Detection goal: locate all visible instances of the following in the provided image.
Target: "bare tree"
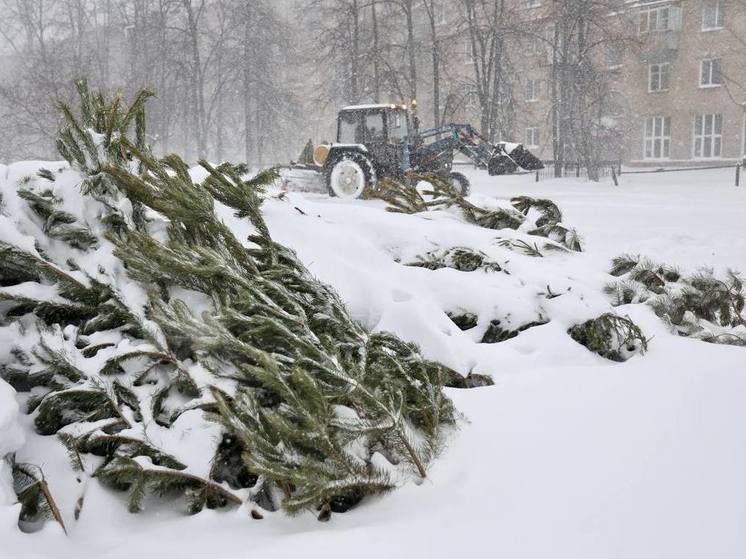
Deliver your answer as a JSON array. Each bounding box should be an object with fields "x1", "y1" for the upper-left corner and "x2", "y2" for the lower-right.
[
  {"x1": 384, "y1": 0, "x2": 419, "y2": 102},
  {"x1": 422, "y1": 0, "x2": 445, "y2": 126},
  {"x1": 0, "y1": 0, "x2": 112, "y2": 158},
  {"x1": 519, "y1": 0, "x2": 633, "y2": 179},
  {"x1": 0, "y1": 0, "x2": 302, "y2": 165},
  {"x1": 458, "y1": 0, "x2": 515, "y2": 141},
  {"x1": 304, "y1": 0, "x2": 368, "y2": 105}
]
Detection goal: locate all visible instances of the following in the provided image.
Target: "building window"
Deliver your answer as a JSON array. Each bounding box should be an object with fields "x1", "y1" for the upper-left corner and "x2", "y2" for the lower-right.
[
  {"x1": 496, "y1": 82, "x2": 511, "y2": 105},
  {"x1": 644, "y1": 116, "x2": 671, "y2": 159},
  {"x1": 525, "y1": 127, "x2": 540, "y2": 148},
  {"x1": 639, "y1": 6, "x2": 669, "y2": 33},
  {"x1": 465, "y1": 90, "x2": 480, "y2": 110},
  {"x1": 607, "y1": 0, "x2": 625, "y2": 13},
  {"x1": 525, "y1": 79, "x2": 540, "y2": 102},
  {"x1": 693, "y1": 114, "x2": 723, "y2": 158},
  {"x1": 700, "y1": 58, "x2": 722, "y2": 87},
  {"x1": 702, "y1": 1, "x2": 724, "y2": 30},
  {"x1": 465, "y1": 38, "x2": 475, "y2": 65},
  {"x1": 606, "y1": 44, "x2": 625, "y2": 69},
  {"x1": 526, "y1": 33, "x2": 544, "y2": 56},
  {"x1": 639, "y1": 6, "x2": 682, "y2": 33},
  {"x1": 648, "y1": 63, "x2": 670, "y2": 92}
]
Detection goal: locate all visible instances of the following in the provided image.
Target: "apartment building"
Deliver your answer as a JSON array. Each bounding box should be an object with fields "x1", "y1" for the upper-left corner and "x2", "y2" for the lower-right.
[
  {"x1": 619, "y1": 0, "x2": 746, "y2": 164},
  {"x1": 434, "y1": 0, "x2": 746, "y2": 165}
]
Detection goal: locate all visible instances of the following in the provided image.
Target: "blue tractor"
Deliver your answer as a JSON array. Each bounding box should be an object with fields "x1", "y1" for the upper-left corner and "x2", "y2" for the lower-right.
[{"x1": 305, "y1": 103, "x2": 544, "y2": 199}]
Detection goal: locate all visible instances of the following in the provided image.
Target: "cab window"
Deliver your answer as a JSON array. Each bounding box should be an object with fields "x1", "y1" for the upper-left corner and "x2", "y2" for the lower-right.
[
  {"x1": 388, "y1": 111, "x2": 409, "y2": 142},
  {"x1": 364, "y1": 112, "x2": 385, "y2": 142},
  {"x1": 338, "y1": 112, "x2": 358, "y2": 143}
]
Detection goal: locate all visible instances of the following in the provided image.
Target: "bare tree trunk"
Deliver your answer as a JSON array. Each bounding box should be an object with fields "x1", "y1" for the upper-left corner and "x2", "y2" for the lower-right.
[
  {"x1": 182, "y1": 0, "x2": 208, "y2": 159},
  {"x1": 255, "y1": 101, "x2": 263, "y2": 167},
  {"x1": 157, "y1": 0, "x2": 172, "y2": 153},
  {"x1": 371, "y1": 0, "x2": 381, "y2": 103},
  {"x1": 462, "y1": 0, "x2": 506, "y2": 139},
  {"x1": 551, "y1": 24, "x2": 563, "y2": 177},
  {"x1": 404, "y1": 0, "x2": 418, "y2": 101},
  {"x1": 487, "y1": 37, "x2": 502, "y2": 142},
  {"x1": 350, "y1": 0, "x2": 361, "y2": 103},
  {"x1": 423, "y1": 0, "x2": 441, "y2": 126},
  {"x1": 215, "y1": 56, "x2": 224, "y2": 162},
  {"x1": 242, "y1": 3, "x2": 254, "y2": 165}
]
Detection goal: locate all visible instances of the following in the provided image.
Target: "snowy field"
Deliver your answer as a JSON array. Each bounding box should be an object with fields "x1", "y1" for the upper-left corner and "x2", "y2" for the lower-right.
[{"x1": 3, "y1": 166, "x2": 746, "y2": 558}]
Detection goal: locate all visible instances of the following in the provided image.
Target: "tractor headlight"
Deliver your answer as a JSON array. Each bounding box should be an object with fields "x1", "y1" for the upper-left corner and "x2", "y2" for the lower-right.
[{"x1": 313, "y1": 144, "x2": 330, "y2": 167}]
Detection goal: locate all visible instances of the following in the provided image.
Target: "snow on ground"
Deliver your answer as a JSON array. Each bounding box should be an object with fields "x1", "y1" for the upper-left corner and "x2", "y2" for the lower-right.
[
  {"x1": 0, "y1": 165, "x2": 20, "y2": 524},
  {"x1": 498, "y1": 167, "x2": 746, "y2": 269},
  {"x1": 4, "y1": 167, "x2": 746, "y2": 558},
  {"x1": 1, "y1": 379, "x2": 25, "y2": 532}
]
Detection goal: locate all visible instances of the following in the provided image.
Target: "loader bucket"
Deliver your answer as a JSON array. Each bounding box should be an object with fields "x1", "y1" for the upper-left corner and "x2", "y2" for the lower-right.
[
  {"x1": 510, "y1": 145, "x2": 544, "y2": 171},
  {"x1": 488, "y1": 155, "x2": 518, "y2": 176}
]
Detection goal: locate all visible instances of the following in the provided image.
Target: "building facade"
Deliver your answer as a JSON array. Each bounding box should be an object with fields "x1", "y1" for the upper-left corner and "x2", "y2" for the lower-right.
[
  {"x1": 620, "y1": 0, "x2": 746, "y2": 164},
  {"x1": 432, "y1": 0, "x2": 746, "y2": 165}
]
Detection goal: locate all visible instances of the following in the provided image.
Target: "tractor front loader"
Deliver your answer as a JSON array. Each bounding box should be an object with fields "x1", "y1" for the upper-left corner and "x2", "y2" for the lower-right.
[{"x1": 285, "y1": 102, "x2": 544, "y2": 199}]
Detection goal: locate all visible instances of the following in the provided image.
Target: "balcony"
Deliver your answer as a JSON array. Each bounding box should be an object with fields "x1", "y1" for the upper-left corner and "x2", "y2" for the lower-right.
[{"x1": 640, "y1": 30, "x2": 679, "y2": 62}]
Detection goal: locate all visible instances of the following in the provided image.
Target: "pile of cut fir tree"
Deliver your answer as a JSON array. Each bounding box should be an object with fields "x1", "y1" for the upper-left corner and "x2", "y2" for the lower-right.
[
  {"x1": 371, "y1": 175, "x2": 649, "y2": 361},
  {"x1": 606, "y1": 255, "x2": 745, "y2": 346},
  {"x1": 0, "y1": 83, "x2": 461, "y2": 528}
]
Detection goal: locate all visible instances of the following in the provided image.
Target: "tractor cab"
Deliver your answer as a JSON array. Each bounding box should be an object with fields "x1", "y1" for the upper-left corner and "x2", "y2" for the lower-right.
[
  {"x1": 336, "y1": 104, "x2": 411, "y2": 146},
  {"x1": 335, "y1": 104, "x2": 412, "y2": 182}
]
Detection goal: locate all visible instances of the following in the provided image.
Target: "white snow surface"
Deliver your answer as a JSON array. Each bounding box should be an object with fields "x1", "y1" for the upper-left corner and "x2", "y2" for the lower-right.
[
  {"x1": 0, "y1": 379, "x2": 24, "y2": 528},
  {"x1": 2, "y1": 166, "x2": 746, "y2": 558}
]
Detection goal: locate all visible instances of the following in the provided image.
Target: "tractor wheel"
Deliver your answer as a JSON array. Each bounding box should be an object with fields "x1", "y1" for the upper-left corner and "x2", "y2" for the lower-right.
[
  {"x1": 326, "y1": 153, "x2": 376, "y2": 199},
  {"x1": 449, "y1": 171, "x2": 471, "y2": 196}
]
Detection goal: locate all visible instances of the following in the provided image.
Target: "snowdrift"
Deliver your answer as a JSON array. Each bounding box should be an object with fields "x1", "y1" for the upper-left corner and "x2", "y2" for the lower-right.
[
  {"x1": 3, "y1": 159, "x2": 746, "y2": 558},
  {"x1": 1, "y1": 379, "x2": 24, "y2": 545},
  {"x1": 1, "y1": 84, "x2": 745, "y2": 558}
]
